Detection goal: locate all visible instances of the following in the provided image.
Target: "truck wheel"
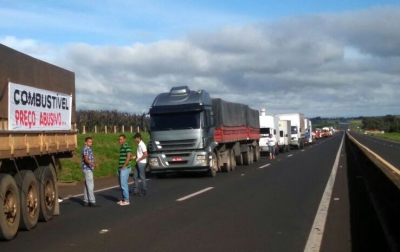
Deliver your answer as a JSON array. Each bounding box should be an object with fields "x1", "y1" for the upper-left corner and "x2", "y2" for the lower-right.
[
  {"x1": 249, "y1": 147, "x2": 254, "y2": 164},
  {"x1": 207, "y1": 153, "x2": 218, "y2": 177},
  {"x1": 236, "y1": 153, "x2": 243, "y2": 165},
  {"x1": 243, "y1": 148, "x2": 251, "y2": 165},
  {"x1": 34, "y1": 166, "x2": 56, "y2": 222},
  {"x1": 222, "y1": 150, "x2": 231, "y2": 172},
  {"x1": 230, "y1": 150, "x2": 236, "y2": 171},
  {"x1": 253, "y1": 147, "x2": 260, "y2": 162},
  {"x1": 14, "y1": 170, "x2": 39, "y2": 231},
  {"x1": 0, "y1": 174, "x2": 21, "y2": 241}
]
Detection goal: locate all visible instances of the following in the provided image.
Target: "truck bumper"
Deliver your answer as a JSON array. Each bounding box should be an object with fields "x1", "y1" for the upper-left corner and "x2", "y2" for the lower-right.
[{"x1": 148, "y1": 151, "x2": 211, "y2": 173}]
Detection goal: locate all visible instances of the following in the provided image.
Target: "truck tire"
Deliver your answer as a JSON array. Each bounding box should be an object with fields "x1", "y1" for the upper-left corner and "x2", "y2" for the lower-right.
[
  {"x1": 236, "y1": 153, "x2": 243, "y2": 165},
  {"x1": 230, "y1": 149, "x2": 236, "y2": 171},
  {"x1": 0, "y1": 174, "x2": 21, "y2": 241},
  {"x1": 253, "y1": 147, "x2": 260, "y2": 162},
  {"x1": 14, "y1": 170, "x2": 39, "y2": 231},
  {"x1": 243, "y1": 148, "x2": 251, "y2": 165},
  {"x1": 249, "y1": 147, "x2": 254, "y2": 164},
  {"x1": 222, "y1": 150, "x2": 231, "y2": 172},
  {"x1": 207, "y1": 152, "x2": 218, "y2": 177},
  {"x1": 34, "y1": 166, "x2": 56, "y2": 222}
]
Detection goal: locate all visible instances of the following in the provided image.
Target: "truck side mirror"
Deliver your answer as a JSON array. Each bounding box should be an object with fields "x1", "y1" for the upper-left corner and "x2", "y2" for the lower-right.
[{"x1": 210, "y1": 111, "x2": 215, "y2": 126}]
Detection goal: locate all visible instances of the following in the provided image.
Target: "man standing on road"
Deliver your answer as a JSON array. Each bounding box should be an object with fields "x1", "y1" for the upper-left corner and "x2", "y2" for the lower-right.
[
  {"x1": 117, "y1": 134, "x2": 132, "y2": 206},
  {"x1": 82, "y1": 137, "x2": 99, "y2": 207},
  {"x1": 132, "y1": 132, "x2": 148, "y2": 196},
  {"x1": 267, "y1": 134, "x2": 277, "y2": 160}
]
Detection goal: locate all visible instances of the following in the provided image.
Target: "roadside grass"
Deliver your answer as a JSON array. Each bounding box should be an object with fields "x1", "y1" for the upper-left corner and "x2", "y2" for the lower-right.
[
  {"x1": 349, "y1": 120, "x2": 362, "y2": 131},
  {"x1": 58, "y1": 132, "x2": 149, "y2": 182},
  {"x1": 373, "y1": 132, "x2": 400, "y2": 142}
]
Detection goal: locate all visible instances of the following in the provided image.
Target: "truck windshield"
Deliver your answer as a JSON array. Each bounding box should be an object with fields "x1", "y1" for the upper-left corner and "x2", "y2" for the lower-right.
[
  {"x1": 150, "y1": 112, "x2": 201, "y2": 131},
  {"x1": 260, "y1": 128, "x2": 270, "y2": 135},
  {"x1": 291, "y1": 126, "x2": 298, "y2": 134}
]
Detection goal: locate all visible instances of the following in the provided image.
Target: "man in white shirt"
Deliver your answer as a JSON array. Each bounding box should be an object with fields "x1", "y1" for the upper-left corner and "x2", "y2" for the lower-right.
[
  {"x1": 132, "y1": 132, "x2": 148, "y2": 196},
  {"x1": 267, "y1": 134, "x2": 277, "y2": 160}
]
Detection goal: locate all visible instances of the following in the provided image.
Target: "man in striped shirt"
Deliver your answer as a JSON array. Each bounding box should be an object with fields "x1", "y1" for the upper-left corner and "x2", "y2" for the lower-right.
[{"x1": 117, "y1": 134, "x2": 132, "y2": 206}]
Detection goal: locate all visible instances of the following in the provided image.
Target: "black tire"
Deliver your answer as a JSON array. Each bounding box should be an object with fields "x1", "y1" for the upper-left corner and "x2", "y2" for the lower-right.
[
  {"x1": 253, "y1": 146, "x2": 260, "y2": 162},
  {"x1": 34, "y1": 166, "x2": 56, "y2": 222},
  {"x1": 230, "y1": 149, "x2": 236, "y2": 171},
  {"x1": 243, "y1": 148, "x2": 251, "y2": 165},
  {"x1": 222, "y1": 150, "x2": 231, "y2": 172},
  {"x1": 236, "y1": 153, "x2": 243, "y2": 165},
  {"x1": 249, "y1": 147, "x2": 254, "y2": 164},
  {"x1": 207, "y1": 152, "x2": 218, "y2": 177},
  {"x1": 0, "y1": 174, "x2": 20, "y2": 241},
  {"x1": 14, "y1": 170, "x2": 39, "y2": 231}
]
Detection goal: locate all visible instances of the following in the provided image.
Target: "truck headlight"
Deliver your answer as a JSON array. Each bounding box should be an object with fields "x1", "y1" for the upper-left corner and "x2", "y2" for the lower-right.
[
  {"x1": 149, "y1": 158, "x2": 159, "y2": 166},
  {"x1": 196, "y1": 155, "x2": 207, "y2": 164}
]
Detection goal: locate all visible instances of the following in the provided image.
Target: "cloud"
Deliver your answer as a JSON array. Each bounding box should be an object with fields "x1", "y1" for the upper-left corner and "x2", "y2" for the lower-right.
[{"x1": 2, "y1": 6, "x2": 400, "y2": 117}]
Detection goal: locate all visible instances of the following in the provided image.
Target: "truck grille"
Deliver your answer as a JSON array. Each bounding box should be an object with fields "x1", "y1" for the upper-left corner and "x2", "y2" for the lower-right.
[{"x1": 155, "y1": 139, "x2": 197, "y2": 150}]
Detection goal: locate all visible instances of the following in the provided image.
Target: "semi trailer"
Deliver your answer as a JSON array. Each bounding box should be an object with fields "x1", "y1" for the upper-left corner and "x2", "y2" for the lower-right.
[
  {"x1": 0, "y1": 44, "x2": 77, "y2": 240},
  {"x1": 276, "y1": 113, "x2": 305, "y2": 149},
  {"x1": 148, "y1": 86, "x2": 260, "y2": 177}
]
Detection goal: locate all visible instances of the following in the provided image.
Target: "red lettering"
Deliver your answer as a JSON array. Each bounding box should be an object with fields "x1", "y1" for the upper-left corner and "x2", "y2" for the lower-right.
[{"x1": 14, "y1": 110, "x2": 35, "y2": 128}]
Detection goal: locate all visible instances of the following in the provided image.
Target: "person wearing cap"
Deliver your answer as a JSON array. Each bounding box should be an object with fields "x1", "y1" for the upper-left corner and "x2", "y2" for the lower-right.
[{"x1": 132, "y1": 132, "x2": 148, "y2": 196}]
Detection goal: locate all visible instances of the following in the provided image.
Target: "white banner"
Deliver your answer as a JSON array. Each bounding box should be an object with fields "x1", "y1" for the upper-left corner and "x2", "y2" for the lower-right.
[{"x1": 8, "y1": 82, "x2": 72, "y2": 131}]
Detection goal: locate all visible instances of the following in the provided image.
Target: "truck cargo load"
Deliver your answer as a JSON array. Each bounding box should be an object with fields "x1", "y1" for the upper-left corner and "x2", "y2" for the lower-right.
[
  {"x1": 148, "y1": 86, "x2": 260, "y2": 177},
  {"x1": 0, "y1": 44, "x2": 77, "y2": 241}
]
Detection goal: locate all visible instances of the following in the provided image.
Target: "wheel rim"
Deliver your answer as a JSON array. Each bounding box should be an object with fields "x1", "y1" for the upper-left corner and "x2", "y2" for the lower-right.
[
  {"x1": 4, "y1": 188, "x2": 18, "y2": 226},
  {"x1": 26, "y1": 184, "x2": 39, "y2": 218},
  {"x1": 44, "y1": 179, "x2": 55, "y2": 210}
]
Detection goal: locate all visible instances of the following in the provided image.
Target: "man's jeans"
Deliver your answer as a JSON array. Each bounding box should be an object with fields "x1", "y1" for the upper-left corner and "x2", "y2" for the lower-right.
[
  {"x1": 118, "y1": 167, "x2": 131, "y2": 201},
  {"x1": 133, "y1": 163, "x2": 147, "y2": 194},
  {"x1": 83, "y1": 169, "x2": 95, "y2": 203}
]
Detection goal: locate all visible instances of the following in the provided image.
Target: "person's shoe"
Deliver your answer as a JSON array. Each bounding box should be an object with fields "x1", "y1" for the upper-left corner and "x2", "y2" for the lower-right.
[
  {"x1": 90, "y1": 203, "x2": 100, "y2": 207},
  {"x1": 119, "y1": 201, "x2": 130, "y2": 206},
  {"x1": 132, "y1": 192, "x2": 140, "y2": 196},
  {"x1": 83, "y1": 202, "x2": 89, "y2": 207},
  {"x1": 140, "y1": 190, "x2": 147, "y2": 196}
]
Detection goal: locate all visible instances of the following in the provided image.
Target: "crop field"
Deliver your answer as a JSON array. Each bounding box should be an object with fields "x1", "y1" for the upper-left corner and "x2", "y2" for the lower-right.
[{"x1": 59, "y1": 132, "x2": 149, "y2": 182}]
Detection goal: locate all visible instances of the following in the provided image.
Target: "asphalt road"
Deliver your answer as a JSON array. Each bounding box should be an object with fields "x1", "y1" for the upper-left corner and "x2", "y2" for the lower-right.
[
  {"x1": 347, "y1": 132, "x2": 400, "y2": 170},
  {"x1": 0, "y1": 134, "x2": 350, "y2": 252}
]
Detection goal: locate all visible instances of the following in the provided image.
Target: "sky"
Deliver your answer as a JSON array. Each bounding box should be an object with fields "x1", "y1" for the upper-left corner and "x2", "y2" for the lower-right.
[{"x1": 1, "y1": 0, "x2": 400, "y2": 118}]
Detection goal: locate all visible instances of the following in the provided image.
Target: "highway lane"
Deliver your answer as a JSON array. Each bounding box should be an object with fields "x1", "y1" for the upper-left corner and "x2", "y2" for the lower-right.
[
  {"x1": 347, "y1": 132, "x2": 400, "y2": 170},
  {"x1": 0, "y1": 134, "x2": 346, "y2": 252}
]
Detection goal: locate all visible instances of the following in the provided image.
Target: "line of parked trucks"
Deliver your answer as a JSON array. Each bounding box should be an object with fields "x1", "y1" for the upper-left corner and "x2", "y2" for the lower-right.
[{"x1": 0, "y1": 44, "x2": 332, "y2": 241}]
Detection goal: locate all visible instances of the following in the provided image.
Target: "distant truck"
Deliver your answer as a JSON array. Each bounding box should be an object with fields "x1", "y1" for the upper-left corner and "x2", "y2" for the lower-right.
[
  {"x1": 278, "y1": 120, "x2": 291, "y2": 152},
  {"x1": 148, "y1": 86, "x2": 260, "y2": 177},
  {"x1": 276, "y1": 113, "x2": 305, "y2": 149},
  {"x1": 304, "y1": 118, "x2": 313, "y2": 144},
  {"x1": 0, "y1": 44, "x2": 77, "y2": 240},
  {"x1": 259, "y1": 109, "x2": 279, "y2": 154}
]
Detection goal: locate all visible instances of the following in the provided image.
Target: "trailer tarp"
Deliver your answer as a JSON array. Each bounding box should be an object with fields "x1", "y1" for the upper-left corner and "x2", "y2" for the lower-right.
[{"x1": 212, "y1": 98, "x2": 259, "y2": 128}]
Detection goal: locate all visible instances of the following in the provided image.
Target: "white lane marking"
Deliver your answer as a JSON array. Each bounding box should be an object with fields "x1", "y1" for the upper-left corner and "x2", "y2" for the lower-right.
[
  {"x1": 176, "y1": 187, "x2": 214, "y2": 202},
  {"x1": 304, "y1": 134, "x2": 344, "y2": 252},
  {"x1": 259, "y1": 164, "x2": 271, "y2": 169},
  {"x1": 287, "y1": 154, "x2": 293, "y2": 157}
]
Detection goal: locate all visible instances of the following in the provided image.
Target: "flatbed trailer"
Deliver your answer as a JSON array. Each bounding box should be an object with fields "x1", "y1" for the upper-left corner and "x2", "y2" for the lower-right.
[{"x1": 0, "y1": 44, "x2": 77, "y2": 240}]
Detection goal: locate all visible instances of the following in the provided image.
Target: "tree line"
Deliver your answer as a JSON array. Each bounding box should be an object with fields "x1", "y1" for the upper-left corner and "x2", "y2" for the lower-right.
[
  {"x1": 75, "y1": 110, "x2": 149, "y2": 133},
  {"x1": 361, "y1": 115, "x2": 400, "y2": 133}
]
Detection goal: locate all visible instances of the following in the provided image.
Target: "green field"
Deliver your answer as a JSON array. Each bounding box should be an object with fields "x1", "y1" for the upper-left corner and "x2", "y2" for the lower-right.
[
  {"x1": 58, "y1": 132, "x2": 149, "y2": 182},
  {"x1": 373, "y1": 133, "x2": 400, "y2": 142}
]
